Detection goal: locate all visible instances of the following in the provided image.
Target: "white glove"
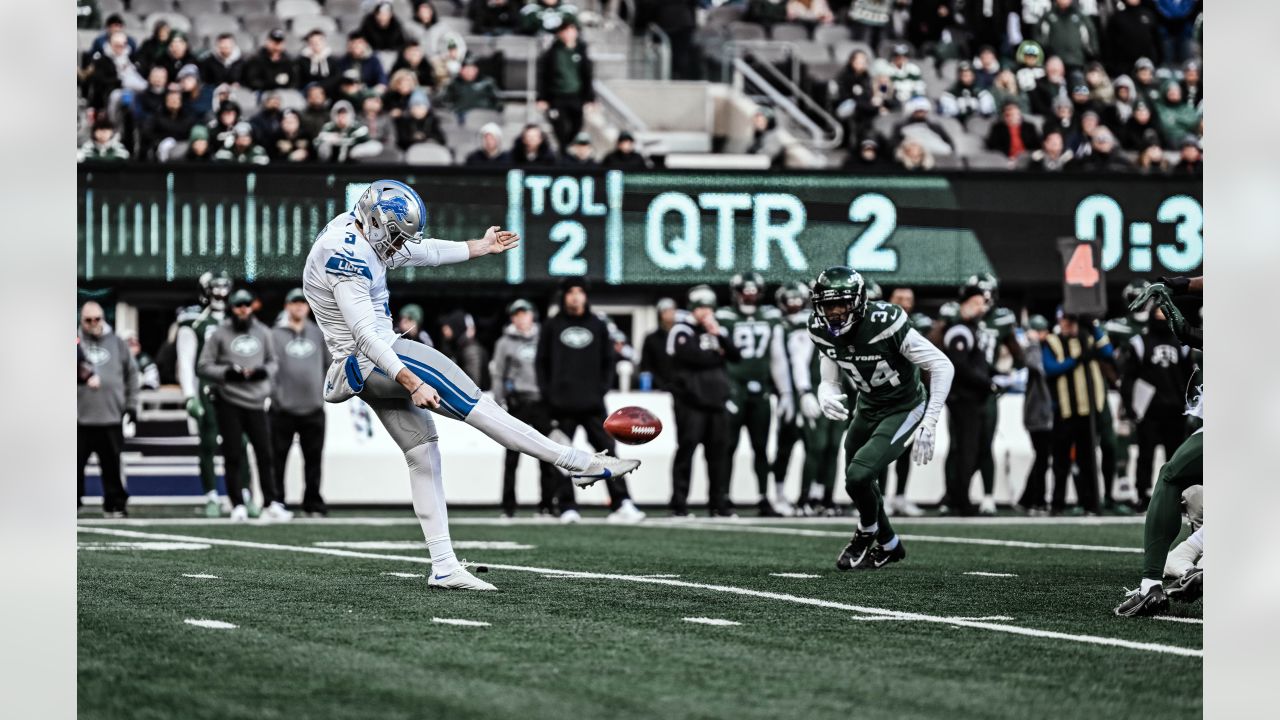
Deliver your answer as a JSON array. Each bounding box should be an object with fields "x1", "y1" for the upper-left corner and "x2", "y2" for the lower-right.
[
  {"x1": 800, "y1": 392, "x2": 822, "y2": 420},
  {"x1": 776, "y1": 393, "x2": 795, "y2": 423},
  {"x1": 911, "y1": 423, "x2": 936, "y2": 465},
  {"x1": 816, "y1": 382, "x2": 849, "y2": 422}
]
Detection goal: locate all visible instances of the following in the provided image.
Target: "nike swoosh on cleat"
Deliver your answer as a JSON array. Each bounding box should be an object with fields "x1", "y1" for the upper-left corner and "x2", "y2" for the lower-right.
[{"x1": 434, "y1": 574, "x2": 450, "y2": 580}]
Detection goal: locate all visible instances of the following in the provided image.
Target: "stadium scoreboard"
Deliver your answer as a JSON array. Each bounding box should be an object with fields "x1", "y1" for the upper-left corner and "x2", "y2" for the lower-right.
[{"x1": 79, "y1": 167, "x2": 1201, "y2": 287}]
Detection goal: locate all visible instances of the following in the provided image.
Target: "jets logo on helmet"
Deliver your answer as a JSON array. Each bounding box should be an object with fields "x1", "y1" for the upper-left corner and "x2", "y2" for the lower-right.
[
  {"x1": 810, "y1": 266, "x2": 867, "y2": 336},
  {"x1": 355, "y1": 180, "x2": 426, "y2": 267}
]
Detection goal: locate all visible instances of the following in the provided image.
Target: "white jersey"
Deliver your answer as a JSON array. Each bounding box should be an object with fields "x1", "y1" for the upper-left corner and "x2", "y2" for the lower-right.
[{"x1": 302, "y1": 212, "x2": 470, "y2": 398}]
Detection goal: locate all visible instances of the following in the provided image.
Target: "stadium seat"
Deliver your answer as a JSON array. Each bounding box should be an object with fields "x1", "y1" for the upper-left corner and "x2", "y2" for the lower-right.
[
  {"x1": 78, "y1": 29, "x2": 99, "y2": 54},
  {"x1": 388, "y1": 0, "x2": 415, "y2": 20},
  {"x1": 242, "y1": 15, "x2": 285, "y2": 39},
  {"x1": 463, "y1": 108, "x2": 503, "y2": 131},
  {"x1": 933, "y1": 153, "x2": 964, "y2": 169},
  {"x1": 290, "y1": 14, "x2": 338, "y2": 38},
  {"x1": 98, "y1": 0, "x2": 125, "y2": 16},
  {"x1": 224, "y1": 0, "x2": 264, "y2": 18},
  {"x1": 435, "y1": 2, "x2": 461, "y2": 17},
  {"x1": 792, "y1": 42, "x2": 831, "y2": 66},
  {"x1": 728, "y1": 22, "x2": 767, "y2": 42},
  {"x1": 336, "y1": 12, "x2": 365, "y2": 33},
  {"x1": 325, "y1": 0, "x2": 366, "y2": 14},
  {"x1": 950, "y1": 130, "x2": 985, "y2": 157},
  {"x1": 770, "y1": 23, "x2": 810, "y2": 43},
  {"x1": 813, "y1": 24, "x2": 850, "y2": 47},
  {"x1": 130, "y1": 0, "x2": 175, "y2": 16},
  {"x1": 877, "y1": 37, "x2": 913, "y2": 58},
  {"x1": 703, "y1": 4, "x2": 745, "y2": 30},
  {"x1": 966, "y1": 151, "x2": 1014, "y2": 169},
  {"x1": 831, "y1": 40, "x2": 874, "y2": 64},
  {"x1": 229, "y1": 85, "x2": 260, "y2": 114},
  {"x1": 191, "y1": 14, "x2": 241, "y2": 39},
  {"x1": 145, "y1": 12, "x2": 193, "y2": 35},
  {"x1": 276, "y1": 0, "x2": 323, "y2": 22},
  {"x1": 275, "y1": 88, "x2": 307, "y2": 112},
  {"x1": 178, "y1": 0, "x2": 223, "y2": 11},
  {"x1": 405, "y1": 142, "x2": 454, "y2": 165},
  {"x1": 438, "y1": 16, "x2": 472, "y2": 37},
  {"x1": 965, "y1": 115, "x2": 995, "y2": 142}
]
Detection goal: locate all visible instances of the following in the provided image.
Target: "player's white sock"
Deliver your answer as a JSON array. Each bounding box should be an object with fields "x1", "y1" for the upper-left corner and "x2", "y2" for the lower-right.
[
  {"x1": 465, "y1": 396, "x2": 591, "y2": 471},
  {"x1": 405, "y1": 442, "x2": 459, "y2": 576},
  {"x1": 808, "y1": 485, "x2": 824, "y2": 501},
  {"x1": 774, "y1": 481, "x2": 787, "y2": 501},
  {"x1": 858, "y1": 521, "x2": 878, "y2": 534},
  {"x1": 1140, "y1": 578, "x2": 1162, "y2": 594},
  {"x1": 205, "y1": 490, "x2": 218, "y2": 502},
  {"x1": 881, "y1": 535, "x2": 900, "y2": 551},
  {"x1": 1186, "y1": 526, "x2": 1204, "y2": 554}
]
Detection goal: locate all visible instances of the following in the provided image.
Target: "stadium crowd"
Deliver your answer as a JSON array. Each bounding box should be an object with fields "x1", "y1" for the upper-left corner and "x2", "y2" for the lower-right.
[
  {"x1": 77, "y1": 270, "x2": 1200, "y2": 523},
  {"x1": 76, "y1": 0, "x2": 1202, "y2": 172}
]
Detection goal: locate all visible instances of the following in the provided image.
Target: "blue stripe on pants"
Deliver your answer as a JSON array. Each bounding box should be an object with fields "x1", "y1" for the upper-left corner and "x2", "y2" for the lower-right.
[{"x1": 398, "y1": 354, "x2": 478, "y2": 419}]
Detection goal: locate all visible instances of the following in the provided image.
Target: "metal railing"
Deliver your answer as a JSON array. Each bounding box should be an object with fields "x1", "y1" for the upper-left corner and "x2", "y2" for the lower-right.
[
  {"x1": 592, "y1": 80, "x2": 650, "y2": 134},
  {"x1": 731, "y1": 56, "x2": 843, "y2": 151}
]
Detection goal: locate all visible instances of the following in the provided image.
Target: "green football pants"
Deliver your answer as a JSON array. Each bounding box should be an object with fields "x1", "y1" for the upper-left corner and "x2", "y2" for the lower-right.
[
  {"x1": 728, "y1": 390, "x2": 774, "y2": 496},
  {"x1": 844, "y1": 401, "x2": 926, "y2": 544},
  {"x1": 1142, "y1": 429, "x2": 1203, "y2": 580},
  {"x1": 800, "y1": 415, "x2": 843, "y2": 505}
]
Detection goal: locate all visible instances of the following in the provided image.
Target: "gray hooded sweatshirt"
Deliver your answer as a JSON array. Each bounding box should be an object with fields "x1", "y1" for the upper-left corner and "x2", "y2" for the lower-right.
[
  {"x1": 270, "y1": 317, "x2": 331, "y2": 414},
  {"x1": 77, "y1": 328, "x2": 139, "y2": 426},
  {"x1": 491, "y1": 322, "x2": 541, "y2": 406},
  {"x1": 198, "y1": 316, "x2": 278, "y2": 411}
]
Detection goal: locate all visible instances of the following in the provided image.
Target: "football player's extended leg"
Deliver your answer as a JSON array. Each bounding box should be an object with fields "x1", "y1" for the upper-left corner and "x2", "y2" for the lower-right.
[
  {"x1": 836, "y1": 403, "x2": 923, "y2": 570},
  {"x1": 1115, "y1": 429, "x2": 1203, "y2": 616},
  {"x1": 976, "y1": 394, "x2": 998, "y2": 513},
  {"x1": 745, "y1": 394, "x2": 776, "y2": 514}
]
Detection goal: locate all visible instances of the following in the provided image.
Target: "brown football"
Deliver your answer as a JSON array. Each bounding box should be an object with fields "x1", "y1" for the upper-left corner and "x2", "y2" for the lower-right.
[{"x1": 603, "y1": 406, "x2": 663, "y2": 445}]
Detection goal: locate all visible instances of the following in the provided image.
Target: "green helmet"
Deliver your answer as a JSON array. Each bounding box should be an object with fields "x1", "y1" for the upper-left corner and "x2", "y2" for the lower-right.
[
  {"x1": 1123, "y1": 280, "x2": 1152, "y2": 321},
  {"x1": 730, "y1": 271, "x2": 765, "y2": 307},
  {"x1": 775, "y1": 281, "x2": 809, "y2": 313},
  {"x1": 198, "y1": 271, "x2": 233, "y2": 312},
  {"x1": 938, "y1": 301, "x2": 960, "y2": 321},
  {"x1": 864, "y1": 278, "x2": 883, "y2": 301},
  {"x1": 811, "y1": 266, "x2": 868, "y2": 336},
  {"x1": 688, "y1": 284, "x2": 718, "y2": 310}
]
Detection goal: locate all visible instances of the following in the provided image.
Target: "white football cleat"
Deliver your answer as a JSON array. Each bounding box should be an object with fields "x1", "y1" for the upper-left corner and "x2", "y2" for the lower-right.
[
  {"x1": 229, "y1": 505, "x2": 249, "y2": 523},
  {"x1": 428, "y1": 565, "x2": 497, "y2": 591},
  {"x1": 259, "y1": 502, "x2": 294, "y2": 523},
  {"x1": 773, "y1": 498, "x2": 794, "y2": 516},
  {"x1": 571, "y1": 451, "x2": 640, "y2": 487},
  {"x1": 979, "y1": 496, "x2": 998, "y2": 516},
  {"x1": 607, "y1": 500, "x2": 646, "y2": 524},
  {"x1": 559, "y1": 508, "x2": 582, "y2": 524},
  {"x1": 896, "y1": 497, "x2": 925, "y2": 517}
]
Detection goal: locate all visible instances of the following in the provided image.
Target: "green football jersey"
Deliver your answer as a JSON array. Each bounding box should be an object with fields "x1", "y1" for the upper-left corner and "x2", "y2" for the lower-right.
[
  {"x1": 178, "y1": 307, "x2": 225, "y2": 392},
  {"x1": 979, "y1": 306, "x2": 1017, "y2": 365},
  {"x1": 809, "y1": 301, "x2": 925, "y2": 420},
  {"x1": 717, "y1": 305, "x2": 785, "y2": 393}
]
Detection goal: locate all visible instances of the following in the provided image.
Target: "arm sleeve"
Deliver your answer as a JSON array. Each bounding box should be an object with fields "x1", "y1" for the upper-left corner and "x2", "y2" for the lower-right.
[
  {"x1": 332, "y1": 280, "x2": 408, "y2": 380},
  {"x1": 197, "y1": 331, "x2": 229, "y2": 383},
  {"x1": 769, "y1": 323, "x2": 792, "y2": 394},
  {"x1": 121, "y1": 337, "x2": 140, "y2": 414},
  {"x1": 262, "y1": 328, "x2": 278, "y2": 379},
  {"x1": 900, "y1": 328, "x2": 954, "y2": 428},
  {"x1": 176, "y1": 325, "x2": 198, "y2": 397},
  {"x1": 819, "y1": 353, "x2": 841, "y2": 387},
  {"x1": 788, "y1": 331, "x2": 815, "y2": 394},
  {"x1": 1041, "y1": 343, "x2": 1076, "y2": 377},
  {"x1": 404, "y1": 237, "x2": 471, "y2": 267},
  {"x1": 943, "y1": 326, "x2": 992, "y2": 392}
]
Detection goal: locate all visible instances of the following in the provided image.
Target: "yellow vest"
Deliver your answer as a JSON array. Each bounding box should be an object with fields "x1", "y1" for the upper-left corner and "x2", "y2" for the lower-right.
[{"x1": 1043, "y1": 332, "x2": 1108, "y2": 419}]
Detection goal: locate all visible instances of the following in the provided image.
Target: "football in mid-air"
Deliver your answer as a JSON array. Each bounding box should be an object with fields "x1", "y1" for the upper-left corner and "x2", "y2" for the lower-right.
[{"x1": 603, "y1": 406, "x2": 663, "y2": 445}]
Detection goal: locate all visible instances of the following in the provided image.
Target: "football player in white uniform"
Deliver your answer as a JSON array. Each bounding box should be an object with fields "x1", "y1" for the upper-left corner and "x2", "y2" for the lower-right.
[{"x1": 303, "y1": 179, "x2": 639, "y2": 591}]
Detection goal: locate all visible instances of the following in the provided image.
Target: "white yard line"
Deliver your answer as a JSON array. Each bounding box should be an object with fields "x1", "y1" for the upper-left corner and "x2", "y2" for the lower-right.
[
  {"x1": 964, "y1": 572, "x2": 1019, "y2": 578},
  {"x1": 382, "y1": 572, "x2": 424, "y2": 578},
  {"x1": 432, "y1": 618, "x2": 490, "y2": 627},
  {"x1": 1153, "y1": 616, "x2": 1204, "y2": 625},
  {"x1": 184, "y1": 619, "x2": 236, "y2": 630},
  {"x1": 771, "y1": 572, "x2": 821, "y2": 579},
  {"x1": 79, "y1": 527, "x2": 1201, "y2": 659},
  {"x1": 78, "y1": 515, "x2": 1144, "y2": 528},
  {"x1": 683, "y1": 618, "x2": 740, "y2": 626},
  {"x1": 181, "y1": 573, "x2": 220, "y2": 579}
]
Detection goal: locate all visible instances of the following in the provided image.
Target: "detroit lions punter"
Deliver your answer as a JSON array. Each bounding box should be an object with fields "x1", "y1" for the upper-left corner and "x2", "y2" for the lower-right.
[{"x1": 303, "y1": 180, "x2": 639, "y2": 591}]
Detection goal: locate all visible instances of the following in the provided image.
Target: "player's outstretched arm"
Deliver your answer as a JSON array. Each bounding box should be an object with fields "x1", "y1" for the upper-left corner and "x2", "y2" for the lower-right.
[{"x1": 402, "y1": 227, "x2": 520, "y2": 267}]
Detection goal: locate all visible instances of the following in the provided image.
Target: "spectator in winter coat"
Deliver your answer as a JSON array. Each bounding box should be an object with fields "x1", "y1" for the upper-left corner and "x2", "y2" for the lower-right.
[
  {"x1": 390, "y1": 40, "x2": 437, "y2": 92},
  {"x1": 143, "y1": 85, "x2": 197, "y2": 160},
  {"x1": 1019, "y1": 129, "x2": 1074, "y2": 171},
  {"x1": 1016, "y1": 315, "x2": 1054, "y2": 513},
  {"x1": 1118, "y1": 101, "x2": 1165, "y2": 151},
  {"x1": 842, "y1": 136, "x2": 890, "y2": 168},
  {"x1": 1069, "y1": 128, "x2": 1132, "y2": 171},
  {"x1": 1133, "y1": 57, "x2": 1161, "y2": 106},
  {"x1": 938, "y1": 62, "x2": 996, "y2": 127},
  {"x1": 136, "y1": 21, "x2": 173, "y2": 72},
  {"x1": 334, "y1": 69, "x2": 368, "y2": 108},
  {"x1": 249, "y1": 91, "x2": 285, "y2": 147},
  {"x1": 602, "y1": 131, "x2": 652, "y2": 169},
  {"x1": 396, "y1": 304, "x2": 435, "y2": 347},
  {"x1": 1065, "y1": 109, "x2": 1100, "y2": 157},
  {"x1": 78, "y1": 301, "x2": 140, "y2": 516},
  {"x1": 81, "y1": 30, "x2": 145, "y2": 110},
  {"x1": 972, "y1": 45, "x2": 1001, "y2": 89},
  {"x1": 410, "y1": 0, "x2": 446, "y2": 49},
  {"x1": 1031, "y1": 55, "x2": 1068, "y2": 117},
  {"x1": 746, "y1": 108, "x2": 785, "y2": 167},
  {"x1": 519, "y1": 0, "x2": 580, "y2": 36},
  {"x1": 200, "y1": 33, "x2": 244, "y2": 87},
  {"x1": 1174, "y1": 136, "x2": 1202, "y2": 174},
  {"x1": 788, "y1": 0, "x2": 835, "y2": 25},
  {"x1": 834, "y1": 50, "x2": 882, "y2": 145},
  {"x1": 1154, "y1": 0, "x2": 1199, "y2": 65},
  {"x1": 465, "y1": 123, "x2": 512, "y2": 165},
  {"x1": 295, "y1": 30, "x2": 336, "y2": 90},
  {"x1": 510, "y1": 124, "x2": 559, "y2": 166},
  {"x1": 300, "y1": 83, "x2": 332, "y2": 137},
  {"x1": 560, "y1": 133, "x2": 598, "y2": 166},
  {"x1": 89, "y1": 13, "x2": 137, "y2": 56},
  {"x1": 243, "y1": 29, "x2": 297, "y2": 91},
  {"x1": 882, "y1": 45, "x2": 926, "y2": 104},
  {"x1": 441, "y1": 55, "x2": 503, "y2": 120},
  {"x1": 176, "y1": 64, "x2": 212, "y2": 119},
  {"x1": 359, "y1": 94, "x2": 397, "y2": 150},
  {"x1": 334, "y1": 32, "x2": 388, "y2": 92},
  {"x1": 1013, "y1": 40, "x2": 1046, "y2": 93},
  {"x1": 184, "y1": 125, "x2": 215, "y2": 162},
  {"x1": 537, "y1": 19, "x2": 595, "y2": 151},
  {"x1": 471, "y1": 0, "x2": 519, "y2": 36},
  {"x1": 394, "y1": 91, "x2": 446, "y2": 150},
  {"x1": 1047, "y1": 96, "x2": 1075, "y2": 139},
  {"x1": 1136, "y1": 143, "x2": 1171, "y2": 175},
  {"x1": 1083, "y1": 61, "x2": 1114, "y2": 105},
  {"x1": 214, "y1": 122, "x2": 270, "y2": 164},
  {"x1": 894, "y1": 137, "x2": 935, "y2": 171},
  {"x1": 359, "y1": 2, "x2": 409, "y2": 51},
  {"x1": 1036, "y1": 0, "x2": 1097, "y2": 73},
  {"x1": 270, "y1": 110, "x2": 314, "y2": 162},
  {"x1": 207, "y1": 100, "x2": 242, "y2": 149},
  {"x1": 382, "y1": 69, "x2": 420, "y2": 118},
  {"x1": 892, "y1": 96, "x2": 955, "y2": 156},
  {"x1": 149, "y1": 32, "x2": 194, "y2": 82},
  {"x1": 1105, "y1": 0, "x2": 1159, "y2": 77},
  {"x1": 78, "y1": 119, "x2": 131, "y2": 162},
  {"x1": 1155, "y1": 81, "x2": 1199, "y2": 148},
  {"x1": 131, "y1": 66, "x2": 170, "y2": 126},
  {"x1": 907, "y1": 0, "x2": 956, "y2": 49},
  {"x1": 1104, "y1": 75, "x2": 1136, "y2": 132},
  {"x1": 1069, "y1": 81, "x2": 1103, "y2": 120},
  {"x1": 986, "y1": 102, "x2": 1042, "y2": 159},
  {"x1": 316, "y1": 99, "x2": 378, "y2": 161},
  {"x1": 1181, "y1": 60, "x2": 1202, "y2": 106},
  {"x1": 849, "y1": 0, "x2": 893, "y2": 49},
  {"x1": 988, "y1": 69, "x2": 1030, "y2": 115}
]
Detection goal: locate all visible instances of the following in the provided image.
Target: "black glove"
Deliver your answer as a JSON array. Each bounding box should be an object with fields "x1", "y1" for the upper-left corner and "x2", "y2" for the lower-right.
[
  {"x1": 1157, "y1": 276, "x2": 1191, "y2": 295},
  {"x1": 248, "y1": 367, "x2": 269, "y2": 381},
  {"x1": 124, "y1": 409, "x2": 137, "y2": 425},
  {"x1": 225, "y1": 367, "x2": 245, "y2": 382}
]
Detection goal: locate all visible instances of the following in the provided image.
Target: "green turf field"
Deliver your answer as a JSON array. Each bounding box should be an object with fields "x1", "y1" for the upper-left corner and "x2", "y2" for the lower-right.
[{"x1": 77, "y1": 513, "x2": 1202, "y2": 720}]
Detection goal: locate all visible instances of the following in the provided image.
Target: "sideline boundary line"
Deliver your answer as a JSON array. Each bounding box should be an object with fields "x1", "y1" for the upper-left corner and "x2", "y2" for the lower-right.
[{"x1": 78, "y1": 527, "x2": 1200, "y2": 659}]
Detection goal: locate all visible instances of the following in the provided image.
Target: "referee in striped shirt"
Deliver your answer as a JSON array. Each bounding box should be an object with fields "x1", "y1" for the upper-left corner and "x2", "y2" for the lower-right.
[{"x1": 1042, "y1": 312, "x2": 1115, "y2": 515}]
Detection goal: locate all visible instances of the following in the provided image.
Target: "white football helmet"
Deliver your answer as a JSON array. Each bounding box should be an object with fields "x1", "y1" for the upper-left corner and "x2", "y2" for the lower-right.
[{"x1": 353, "y1": 179, "x2": 426, "y2": 267}]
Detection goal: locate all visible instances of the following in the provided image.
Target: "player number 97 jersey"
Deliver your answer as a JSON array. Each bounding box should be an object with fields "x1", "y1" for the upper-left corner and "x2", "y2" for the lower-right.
[{"x1": 808, "y1": 301, "x2": 925, "y2": 419}]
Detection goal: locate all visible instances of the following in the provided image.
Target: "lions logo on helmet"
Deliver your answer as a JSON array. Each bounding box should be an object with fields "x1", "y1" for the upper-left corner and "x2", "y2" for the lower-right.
[{"x1": 355, "y1": 180, "x2": 426, "y2": 267}]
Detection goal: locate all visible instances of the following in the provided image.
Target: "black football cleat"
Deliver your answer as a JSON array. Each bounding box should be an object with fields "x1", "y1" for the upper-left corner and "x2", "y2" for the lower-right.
[
  {"x1": 1165, "y1": 567, "x2": 1203, "y2": 604},
  {"x1": 1113, "y1": 584, "x2": 1170, "y2": 617},
  {"x1": 862, "y1": 540, "x2": 907, "y2": 570},
  {"x1": 757, "y1": 499, "x2": 782, "y2": 517},
  {"x1": 835, "y1": 530, "x2": 877, "y2": 571}
]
